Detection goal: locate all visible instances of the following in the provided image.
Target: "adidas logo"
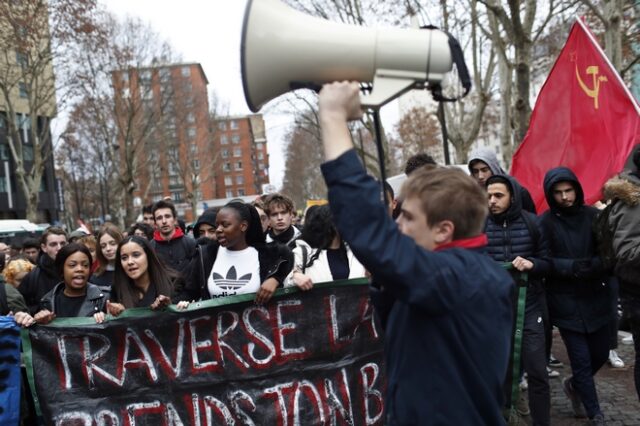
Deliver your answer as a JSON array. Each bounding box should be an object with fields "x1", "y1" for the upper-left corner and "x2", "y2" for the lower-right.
[{"x1": 213, "y1": 266, "x2": 252, "y2": 290}]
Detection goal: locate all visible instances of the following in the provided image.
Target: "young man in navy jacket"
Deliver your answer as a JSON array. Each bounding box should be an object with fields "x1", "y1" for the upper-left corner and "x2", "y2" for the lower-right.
[{"x1": 318, "y1": 81, "x2": 514, "y2": 425}]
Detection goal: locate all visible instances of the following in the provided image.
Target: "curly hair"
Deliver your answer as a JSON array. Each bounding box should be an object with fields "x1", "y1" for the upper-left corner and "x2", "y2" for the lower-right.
[{"x1": 2, "y1": 258, "x2": 35, "y2": 287}]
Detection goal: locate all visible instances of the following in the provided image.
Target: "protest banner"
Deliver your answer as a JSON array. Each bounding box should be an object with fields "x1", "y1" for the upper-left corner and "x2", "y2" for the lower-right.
[{"x1": 21, "y1": 279, "x2": 385, "y2": 425}]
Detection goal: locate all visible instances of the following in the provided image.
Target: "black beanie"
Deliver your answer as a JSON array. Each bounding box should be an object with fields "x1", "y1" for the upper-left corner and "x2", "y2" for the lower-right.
[{"x1": 193, "y1": 209, "x2": 218, "y2": 238}]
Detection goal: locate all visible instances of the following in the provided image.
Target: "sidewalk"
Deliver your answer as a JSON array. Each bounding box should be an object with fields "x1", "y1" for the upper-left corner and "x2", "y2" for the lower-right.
[{"x1": 541, "y1": 330, "x2": 638, "y2": 425}]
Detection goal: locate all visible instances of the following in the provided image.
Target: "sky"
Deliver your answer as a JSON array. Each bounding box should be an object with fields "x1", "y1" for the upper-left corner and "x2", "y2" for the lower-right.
[{"x1": 100, "y1": 0, "x2": 402, "y2": 189}]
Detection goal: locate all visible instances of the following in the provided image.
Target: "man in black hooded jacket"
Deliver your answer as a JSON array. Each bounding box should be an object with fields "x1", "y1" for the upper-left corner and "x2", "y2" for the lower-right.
[
  {"x1": 540, "y1": 167, "x2": 609, "y2": 425},
  {"x1": 485, "y1": 174, "x2": 551, "y2": 426}
]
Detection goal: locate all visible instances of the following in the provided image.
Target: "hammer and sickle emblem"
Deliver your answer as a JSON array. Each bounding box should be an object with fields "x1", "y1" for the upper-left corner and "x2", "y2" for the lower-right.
[{"x1": 575, "y1": 65, "x2": 607, "y2": 109}]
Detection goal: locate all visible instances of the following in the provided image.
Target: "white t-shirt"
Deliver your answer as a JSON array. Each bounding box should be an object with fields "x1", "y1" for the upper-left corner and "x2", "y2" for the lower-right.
[{"x1": 208, "y1": 246, "x2": 261, "y2": 298}]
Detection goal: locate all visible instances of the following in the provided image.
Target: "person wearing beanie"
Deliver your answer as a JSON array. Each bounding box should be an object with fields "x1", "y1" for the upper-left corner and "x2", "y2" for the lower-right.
[{"x1": 193, "y1": 208, "x2": 219, "y2": 240}]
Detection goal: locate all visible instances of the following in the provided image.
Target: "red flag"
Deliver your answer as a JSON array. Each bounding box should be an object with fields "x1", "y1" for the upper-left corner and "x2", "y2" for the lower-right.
[{"x1": 510, "y1": 19, "x2": 640, "y2": 212}]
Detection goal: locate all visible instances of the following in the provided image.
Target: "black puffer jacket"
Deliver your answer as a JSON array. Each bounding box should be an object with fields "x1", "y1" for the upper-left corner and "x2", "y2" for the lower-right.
[
  {"x1": 174, "y1": 240, "x2": 293, "y2": 302},
  {"x1": 485, "y1": 175, "x2": 550, "y2": 306},
  {"x1": 540, "y1": 167, "x2": 609, "y2": 333}
]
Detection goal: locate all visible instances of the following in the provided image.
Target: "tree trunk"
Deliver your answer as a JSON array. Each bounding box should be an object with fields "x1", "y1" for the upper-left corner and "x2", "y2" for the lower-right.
[
  {"x1": 603, "y1": 0, "x2": 623, "y2": 72},
  {"x1": 498, "y1": 58, "x2": 514, "y2": 168}
]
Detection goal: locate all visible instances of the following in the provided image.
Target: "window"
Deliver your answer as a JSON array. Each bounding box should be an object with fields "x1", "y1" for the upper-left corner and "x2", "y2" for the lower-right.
[
  {"x1": 0, "y1": 144, "x2": 8, "y2": 160},
  {"x1": 238, "y1": 189, "x2": 245, "y2": 196},
  {"x1": 140, "y1": 70, "x2": 152, "y2": 82},
  {"x1": 187, "y1": 112, "x2": 195, "y2": 123},
  {"x1": 172, "y1": 191, "x2": 183, "y2": 202},
  {"x1": 19, "y1": 82, "x2": 28, "y2": 98},
  {"x1": 121, "y1": 72, "x2": 129, "y2": 83},
  {"x1": 168, "y1": 146, "x2": 179, "y2": 158},
  {"x1": 230, "y1": 120, "x2": 238, "y2": 129},
  {"x1": 0, "y1": 176, "x2": 7, "y2": 193},
  {"x1": 181, "y1": 66, "x2": 191, "y2": 77},
  {"x1": 224, "y1": 176, "x2": 232, "y2": 186},
  {"x1": 234, "y1": 148, "x2": 242, "y2": 157},
  {"x1": 222, "y1": 149, "x2": 229, "y2": 158},
  {"x1": 232, "y1": 135, "x2": 240, "y2": 144},
  {"x1": 256, "y1": 142, "x2": 263, "y2": 150},
  {"x1": 159, "y1": 68, "x2": 171, "y2": 82},
  {"x1": 187, "y1": 127, "x2": 196, "y2": 139},
  {"x1": 258, "y1": 163, "x2": 265, "y2": 170},
  {"x1": 23, "y1": 145, "x2": 34, "y2": 161},
  {"x1": 190, "y1": 143, "x2": 198, "y2": 155},
  {"x1": 218, "y1": 121, "x2": 227, "y2": 131},
  {"x1": 236, "y1": 175, "x2": 244, "y2": 185},
  {"x1": 169, "y1": 176, "x2": 181, "y2": 187},
  {"x1": 152, "y1": 194, "x2": 163, "y2": 202},
  {"x1": 168, "y1": 163, "x2": 179, "y2": 176},
  {"x1": 16, "y1": 51, "x2": 28, "y2": 68},
  {"x1": 192, "y1": 160, "x2": 200, "y2": 170},
  {"x1": 223, "y1": 162, "x2": 231, "y2": 172},
  {"x1": 258, "y1": 152, "x2": 264, "y2": 160},
  {"x1": 226, "y1": 190, "x2": 234, "y2": 198},
  {"x1": 235, "y1": 161, "x2": 242, "y2": 171},
  {"x1": 39, "y1": 176, "x2": 46, "y2": 192},
  {"x1": 220, "y1": 135, "x2": 228, "y2": 145}
]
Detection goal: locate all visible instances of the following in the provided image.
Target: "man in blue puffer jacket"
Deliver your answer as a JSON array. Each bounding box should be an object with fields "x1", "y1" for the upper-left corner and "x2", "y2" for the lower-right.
[
  {"x1": 485, "y1": 174, "x2": 552, "y2": 426},
  {"x1": 318, "y1": 81, "x2": 514, "y2": 425}
]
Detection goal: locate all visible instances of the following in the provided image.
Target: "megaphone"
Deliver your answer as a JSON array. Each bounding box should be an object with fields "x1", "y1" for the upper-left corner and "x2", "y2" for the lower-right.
[{"x1": 241, "y1": 0, "x2": 460, "y2": 112}]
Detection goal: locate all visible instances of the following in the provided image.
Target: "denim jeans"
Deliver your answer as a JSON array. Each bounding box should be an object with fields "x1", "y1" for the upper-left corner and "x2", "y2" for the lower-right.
[
  {"x1": 559, "y1": 325, "x2": 609, "y2": 418},
  {"x1": 621, "y1": 293, "x2": 640, "y2": 401}
]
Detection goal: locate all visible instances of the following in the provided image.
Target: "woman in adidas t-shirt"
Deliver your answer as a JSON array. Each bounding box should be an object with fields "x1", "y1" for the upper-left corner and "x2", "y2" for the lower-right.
[{"x1": 176, "y1": 202, "x2": 293, "y2": 306}]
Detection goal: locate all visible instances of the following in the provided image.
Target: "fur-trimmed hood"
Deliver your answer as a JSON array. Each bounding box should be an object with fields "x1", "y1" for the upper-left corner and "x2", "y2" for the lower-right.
[{"x1": 604, "y1": 172, "x2": 640, "y2": 207}]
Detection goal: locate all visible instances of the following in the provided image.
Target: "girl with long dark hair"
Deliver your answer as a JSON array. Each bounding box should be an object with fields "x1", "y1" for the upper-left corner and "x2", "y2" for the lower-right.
[
  {"x1": 175, "y1": 201, "x2": 292, "y2": 306},
  {"x1": 108, "y1": 235, "x2": 178, "y2": 315},
  {"x1": 91, "y1": 223, "x2": 123, "y2": 289},
  {"x1": 288, "y1": 204, "x2": 365, "y2": 290}
]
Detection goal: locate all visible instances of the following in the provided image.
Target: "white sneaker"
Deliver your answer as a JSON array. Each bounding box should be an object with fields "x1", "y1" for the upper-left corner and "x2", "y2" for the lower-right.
[
  {"x1": 519, "y1": 376, "x2": 528, "y2": 391},
  {"x1": 547, "y1": 366, "x2": 560, "y2": 378},
  {"x1": 622, "y1": 335, "x2": 634, "y2": 345},
  {"x1": 608, "y1": 350, "x2": 625, "y2": 368}
]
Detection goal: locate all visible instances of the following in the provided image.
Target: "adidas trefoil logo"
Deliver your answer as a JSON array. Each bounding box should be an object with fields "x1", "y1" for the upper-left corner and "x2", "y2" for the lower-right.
[{"x1": 213, "y1": 266, "x2": 252, "y2": 290}]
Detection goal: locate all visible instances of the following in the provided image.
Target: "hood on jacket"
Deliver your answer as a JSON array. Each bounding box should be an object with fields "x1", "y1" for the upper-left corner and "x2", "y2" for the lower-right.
[
  {"x1": 193, "y1": 209, "x2": 218, "y2": 238},
  {"x1": 153, "y1": 226, "x2": 185, "y2": 242},
  {"x1": 604, "y1": 172, "x2": 640, "y2": 207},
  {"x1": 486, "y1": 174, "x2": 523, "y2": 222},
  {"x1": 468, "y1": 148, "x2": 506, "y2": 176},
  {"x1": 543, "y1": 167, "x2": 585, "y2": 213}
]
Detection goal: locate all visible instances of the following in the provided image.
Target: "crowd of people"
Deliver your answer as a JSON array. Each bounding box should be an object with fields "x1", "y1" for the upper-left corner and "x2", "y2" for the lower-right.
[{"x1": 1, "y1": 82, "x2": 639, "y2": 425}]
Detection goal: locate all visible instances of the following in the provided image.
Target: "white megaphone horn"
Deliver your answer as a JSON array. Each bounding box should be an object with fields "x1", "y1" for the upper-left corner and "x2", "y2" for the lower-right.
[{"x1": 241, "y1": 0, "x2": 469, "y2": 112}]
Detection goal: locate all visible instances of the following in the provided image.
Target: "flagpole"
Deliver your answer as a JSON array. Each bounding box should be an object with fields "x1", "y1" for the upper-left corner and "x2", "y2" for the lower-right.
[{"x1": 575, "y1": 17, "x2": 640, "y2": 115}]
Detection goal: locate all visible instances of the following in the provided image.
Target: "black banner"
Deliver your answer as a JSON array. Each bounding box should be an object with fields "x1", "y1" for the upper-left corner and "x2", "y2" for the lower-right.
[{"x1": 22, "y1": 280, "x2": 385, "y2": 425}]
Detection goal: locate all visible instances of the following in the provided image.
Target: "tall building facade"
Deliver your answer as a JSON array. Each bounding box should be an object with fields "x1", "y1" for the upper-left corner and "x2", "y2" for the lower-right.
[
  {"x1": 112, "y1": 63, "x2": 215, "y2": 222},
  {"x1": 213, "y1": 114, "x2": 270, "y2": 199},
  {"x1": 0, "y1": 4, "x2": 59, "y2": 222},
  {"x1": 113, "y1": 63, "x2": 270, "y2": 222}
]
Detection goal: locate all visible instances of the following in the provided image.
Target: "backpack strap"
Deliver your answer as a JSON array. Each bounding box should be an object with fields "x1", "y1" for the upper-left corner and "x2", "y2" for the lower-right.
[{"x1": 301, "y1": 244, "x2": 308, "y2": 274}]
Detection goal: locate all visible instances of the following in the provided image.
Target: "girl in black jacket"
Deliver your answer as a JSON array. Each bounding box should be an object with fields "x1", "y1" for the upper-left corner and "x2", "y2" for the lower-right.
[
  {"x1": 108, "y1": 236, "x2": 178, "y2": 315},
  {"x1": 35, "y1": 243, "x2": 108, "y2": 324},
  {"x1": 175, "y1": 202, "x2": 292, "y2": 307}
]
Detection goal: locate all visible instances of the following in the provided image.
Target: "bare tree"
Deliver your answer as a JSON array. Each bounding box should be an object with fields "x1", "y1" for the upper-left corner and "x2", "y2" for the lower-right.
[
  {"x1": 0, "y1": 0, "x2": 104, "y2": 221},
  {"x1": 63, "y1": 13, "x2": 179, "y2": 226}
]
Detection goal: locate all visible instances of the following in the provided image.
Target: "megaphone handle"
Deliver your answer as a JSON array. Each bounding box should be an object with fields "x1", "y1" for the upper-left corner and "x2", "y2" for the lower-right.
[{"x1": 360, "y1": 75, "x2": 416, "y2": 109}]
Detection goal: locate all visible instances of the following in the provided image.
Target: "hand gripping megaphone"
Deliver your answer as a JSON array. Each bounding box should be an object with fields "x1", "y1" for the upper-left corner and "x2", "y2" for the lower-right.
[{"x1": 241, "y1": 0, "x2": 470, "y2": 112}]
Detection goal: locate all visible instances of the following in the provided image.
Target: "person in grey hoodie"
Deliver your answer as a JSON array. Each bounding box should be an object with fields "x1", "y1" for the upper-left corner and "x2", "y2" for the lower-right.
[{"x1": 468, "y1": 147, "x2": 537, "y2": 214}]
